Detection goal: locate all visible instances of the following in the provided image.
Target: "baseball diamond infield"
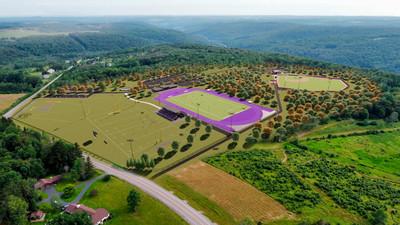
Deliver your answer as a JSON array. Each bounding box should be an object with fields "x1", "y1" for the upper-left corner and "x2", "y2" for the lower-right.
[{"x1": 155, "y1": 88, "x2": 276, "y2": 133}]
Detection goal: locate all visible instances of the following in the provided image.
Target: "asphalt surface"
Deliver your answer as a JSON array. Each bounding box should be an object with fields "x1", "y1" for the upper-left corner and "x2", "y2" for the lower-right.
[
  {"x1": 3, "y1": 66, "x2": 73, "y2": 119},
  {"x1": 90, "y1": 157, "x2": 215, "y2": 225}
]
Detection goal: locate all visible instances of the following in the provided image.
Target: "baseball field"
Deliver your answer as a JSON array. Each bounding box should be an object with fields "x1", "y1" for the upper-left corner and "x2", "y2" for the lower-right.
[{"x1": 277, "y1": 75, "x2": 347, "y2": 91}]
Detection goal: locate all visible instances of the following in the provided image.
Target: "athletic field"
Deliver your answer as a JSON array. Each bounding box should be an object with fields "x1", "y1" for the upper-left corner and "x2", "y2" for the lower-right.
[
  {"x1": 14, "y1": 94, "x2": 225, "y2": 171},
  {"x1": 167, "y1": 91, "x2": 249, "y2": 121},
  {"x1": 155, "y1": 88, "x2": 276, "y2": 133},
  {"x1": 277, "y1": 75, "x2": 347, "y2": 91}
]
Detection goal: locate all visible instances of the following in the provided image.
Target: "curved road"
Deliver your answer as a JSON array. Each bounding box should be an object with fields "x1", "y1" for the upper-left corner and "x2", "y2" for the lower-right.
[
  {"x1": 90, "y1": 157, "x2": 215, "y2": 225},
  {"x1": 3, "y1": 66, "x2": 73, "y2": 119}
]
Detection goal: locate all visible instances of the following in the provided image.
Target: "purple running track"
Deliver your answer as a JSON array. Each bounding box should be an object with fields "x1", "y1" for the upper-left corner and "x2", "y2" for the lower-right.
[{"x1": 154, "y1": 88, "x2": 276, "y2": 133}]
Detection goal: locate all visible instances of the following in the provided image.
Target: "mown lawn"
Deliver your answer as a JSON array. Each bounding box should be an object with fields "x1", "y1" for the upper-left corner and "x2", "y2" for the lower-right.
[{"x1": 80, "y1": 176, "x2": 187, "y2": 225}]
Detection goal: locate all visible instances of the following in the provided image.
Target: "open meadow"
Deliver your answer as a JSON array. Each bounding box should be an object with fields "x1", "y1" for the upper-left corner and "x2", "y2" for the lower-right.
[{"x1": 14, "y1": 93, "x2": 225, "y2": 173}]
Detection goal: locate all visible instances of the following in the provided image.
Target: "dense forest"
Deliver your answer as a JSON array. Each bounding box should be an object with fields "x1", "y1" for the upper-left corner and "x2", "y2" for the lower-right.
[
  {"x1": 146, "y1": 17, "x2": 400, "y2": 73},
  {"x1": 0, "y1": 119, "x2": 83, "y2": 225},
  {"x1": 0, "y1": 21, "x2": 207, "y2": 65}
]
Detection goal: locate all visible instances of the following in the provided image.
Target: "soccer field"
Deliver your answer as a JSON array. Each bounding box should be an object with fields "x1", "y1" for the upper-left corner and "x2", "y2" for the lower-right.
[
  {"x1": 14, "y1": 94, "x2": 225, "y2": 171},
  {"x1": 167, "y1": 91, "x2": 249, "y2": 121},
  {"x1": 277, "y1": 75, "x2": 347, "y2": 91}
]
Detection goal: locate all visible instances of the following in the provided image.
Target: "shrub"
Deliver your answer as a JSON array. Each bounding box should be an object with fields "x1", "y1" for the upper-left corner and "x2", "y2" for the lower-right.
[
  {"x1": 102, "y1": 174, "x2": 111, "y2": 182},
  {"x1": 89, "y1": 189, "x2": 98, "y2": 198},
  {"x1": 61, "y1": 185, "x2": 75, "y2": 199}
]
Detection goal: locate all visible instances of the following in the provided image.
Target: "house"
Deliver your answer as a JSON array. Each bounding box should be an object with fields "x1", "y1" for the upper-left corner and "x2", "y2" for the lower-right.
[
  {"x1": 64, "y1": 204, "x2": 110, "y2": 225},
  {"x1": 34, "y1": 175, "x2": 62, "y2": 190},
  {"x1": 47, "y1": 68, "x2": 56, "y2": 74},
  {"x1": 42, "y1": 74, "x2": 50, "y2": 79},
  {"x1": 29, "y1": 211, "x2": 46, "y2": 222},
  {"x1": 272, "y1": 69, "x2": 282, "y2": 75}
]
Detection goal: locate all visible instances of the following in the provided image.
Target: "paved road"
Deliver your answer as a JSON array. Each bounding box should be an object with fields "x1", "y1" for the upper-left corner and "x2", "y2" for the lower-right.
[
  {"x1": 3, "y1": 66, "x2": 73, "y2": 119},
  {"x1": 90, "y1": 157, "x2": 215, "y2": 225}
]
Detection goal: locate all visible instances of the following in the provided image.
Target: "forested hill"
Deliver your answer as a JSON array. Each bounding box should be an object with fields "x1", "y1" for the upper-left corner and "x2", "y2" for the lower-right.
[
  {"x1": 0, "y1": 20, "x2": 208, "y2": 65},
  {"x1": 145, "y1": 17, "x2": 400, "y2": 73}
]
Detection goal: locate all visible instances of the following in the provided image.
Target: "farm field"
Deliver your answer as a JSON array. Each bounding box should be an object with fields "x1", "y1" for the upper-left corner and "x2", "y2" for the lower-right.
[
  {"x1": 14, "y1": 94, "x2": 225, "y2": 173},
  {"x1": 301, "y1": 130, "x2": 400, "y2": 180},
  {"x1": 167, "y1": 90, "x2": 248, "y2": 121},
  {"x1": 205, "y1": 150, "x2": 367, "y2": 225},
  {"x1": 277, "y1": 75, "x2": 347, "y2": 91},
  {"x1": 169, "y1": 161, "x2": 291, "y2": 223},
  {"x1": 0, "y1": 93, "x2": 25, "y2": 111},
  {"x1": 80, "y1": 176, "x2": 187, "y2": 225}
]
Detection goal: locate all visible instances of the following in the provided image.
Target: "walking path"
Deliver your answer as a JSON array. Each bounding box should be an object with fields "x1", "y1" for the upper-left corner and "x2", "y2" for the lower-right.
[
  {"x1": 40, "y1": 174, "x2": 105, "y2": 206},
  {"x1": 125, "y1": 93, "x2": 161, "y2": 110}
]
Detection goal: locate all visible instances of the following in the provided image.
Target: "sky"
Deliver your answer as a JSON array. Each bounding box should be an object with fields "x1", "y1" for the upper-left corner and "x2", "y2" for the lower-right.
[{"x1": 0, "y1": 0, "x2": 399, "y2": 17}]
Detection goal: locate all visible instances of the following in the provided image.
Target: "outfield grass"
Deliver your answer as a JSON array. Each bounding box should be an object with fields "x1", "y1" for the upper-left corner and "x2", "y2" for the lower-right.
[
  {"x1": 167, "y1": 91, "x2": 248, "y2": 121},
  {"x1": 277, "y1": 75, "x2": 347, "y2": 91},
  {"x1": 14, "y1": 94, "x2": 225, "y2": 172},
  {"x1": 79, "y1": 176, "x2": 187, "y2": 225}
]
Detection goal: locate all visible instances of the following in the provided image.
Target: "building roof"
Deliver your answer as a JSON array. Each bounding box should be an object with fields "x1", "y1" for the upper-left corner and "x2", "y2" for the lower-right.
[
  {"x1": 30, "y1": 211, "x2": 45, "y2": 219},
  {"x1": 34, "y1": 175, "x2": 62, "y2": 189},
  {"x1": 65, "y1": 204, "x2": 110, "y2": 225}
]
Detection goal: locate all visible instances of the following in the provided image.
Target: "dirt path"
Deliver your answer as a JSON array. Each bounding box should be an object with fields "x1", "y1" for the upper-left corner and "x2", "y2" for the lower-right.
[{"x1": 125, "y1": 94, "x2": 161, "y2": 110}]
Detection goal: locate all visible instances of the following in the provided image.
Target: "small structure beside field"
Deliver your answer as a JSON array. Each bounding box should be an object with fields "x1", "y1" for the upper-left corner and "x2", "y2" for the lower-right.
[
  {"x1": 64, "y1": 204, "x2": 110, "y2": 225},
  {"x1": 34, "y1": 175, "x2": 62, "y2": 190}
]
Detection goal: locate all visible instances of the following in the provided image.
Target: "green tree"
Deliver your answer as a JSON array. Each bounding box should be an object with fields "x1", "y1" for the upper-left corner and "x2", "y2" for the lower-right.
[
  {"x1": 185, "y1": 116, "x2": 191, "y2": 123},
  {"x1": 157, "y1": 147, "x2": 165, "y2": 158},
  {"x1": 205, "y1": 125, "x2": 212, "y2": 133},
  {"x1": 187, "y1": 135, "x2": 194, "y2": 144},
  {"x1": 232, "y1": 132, "x2": 240, "y2": 142},
  {"x1": 127, "y1": 190, "x2": 141, "y2": 212},
  {"x1": 171, "y1": 141, "x2": 179, "y2": 152},
  {"x1": 371, "y1": 209, "x2": 387, "y2": 225},
  {"x1": 195, "y1": 120, "x2": 201, "y2": 128},
  {"x1": 48, "y1": 212, "x2": 92, "y2": 225},
  {"x1": 6, "y1": 195, "x2": 28, "y2": 225}
]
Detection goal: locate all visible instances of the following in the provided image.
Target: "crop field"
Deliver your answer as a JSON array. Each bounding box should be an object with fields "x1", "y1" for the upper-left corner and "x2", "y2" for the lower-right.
[
  {"x1": 170, "y1": 162, "x2": 290, "y2": 223},
  {"x1": 0, "y1": 93, "x2": 25, "y2": 111},
  {"x1": 14, "y1": 94, "x2": 225, "y2": 171},
  {"x1": 277, "y1": 75, "x2": 347, "y2": 91}
]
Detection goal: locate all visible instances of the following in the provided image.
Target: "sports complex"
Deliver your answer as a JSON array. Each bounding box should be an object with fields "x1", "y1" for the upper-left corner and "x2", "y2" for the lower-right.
[{"x1": 155, "y1": 88, "x2": 276, "y2": 133}]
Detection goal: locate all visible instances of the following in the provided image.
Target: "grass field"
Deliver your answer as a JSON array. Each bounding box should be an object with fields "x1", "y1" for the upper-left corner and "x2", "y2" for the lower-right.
[
  {"x1": 14, "y1": 94, "x2": 225, "y2": 172},
  {"x1": 169, "y1": 162, "x2": 290, "y2": 223},
  {"x1": 156, "y1": 175, "x2": 237, "y2": 225},
  {"x1": 167, "y1": 91, "x2": 248, "y2": 121},
  {"x1": 0, "y1": 93, "x2": 25, "y2": 111},
  {"x1": 80, "y1": 176, "x2": 187, "y2": 225},
  {"x1": 302, "y1": 130, "x2": 400, "y2": 181},
  {"x1": 277, "y1": 75, "x2": 347, "y2": 91}
]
